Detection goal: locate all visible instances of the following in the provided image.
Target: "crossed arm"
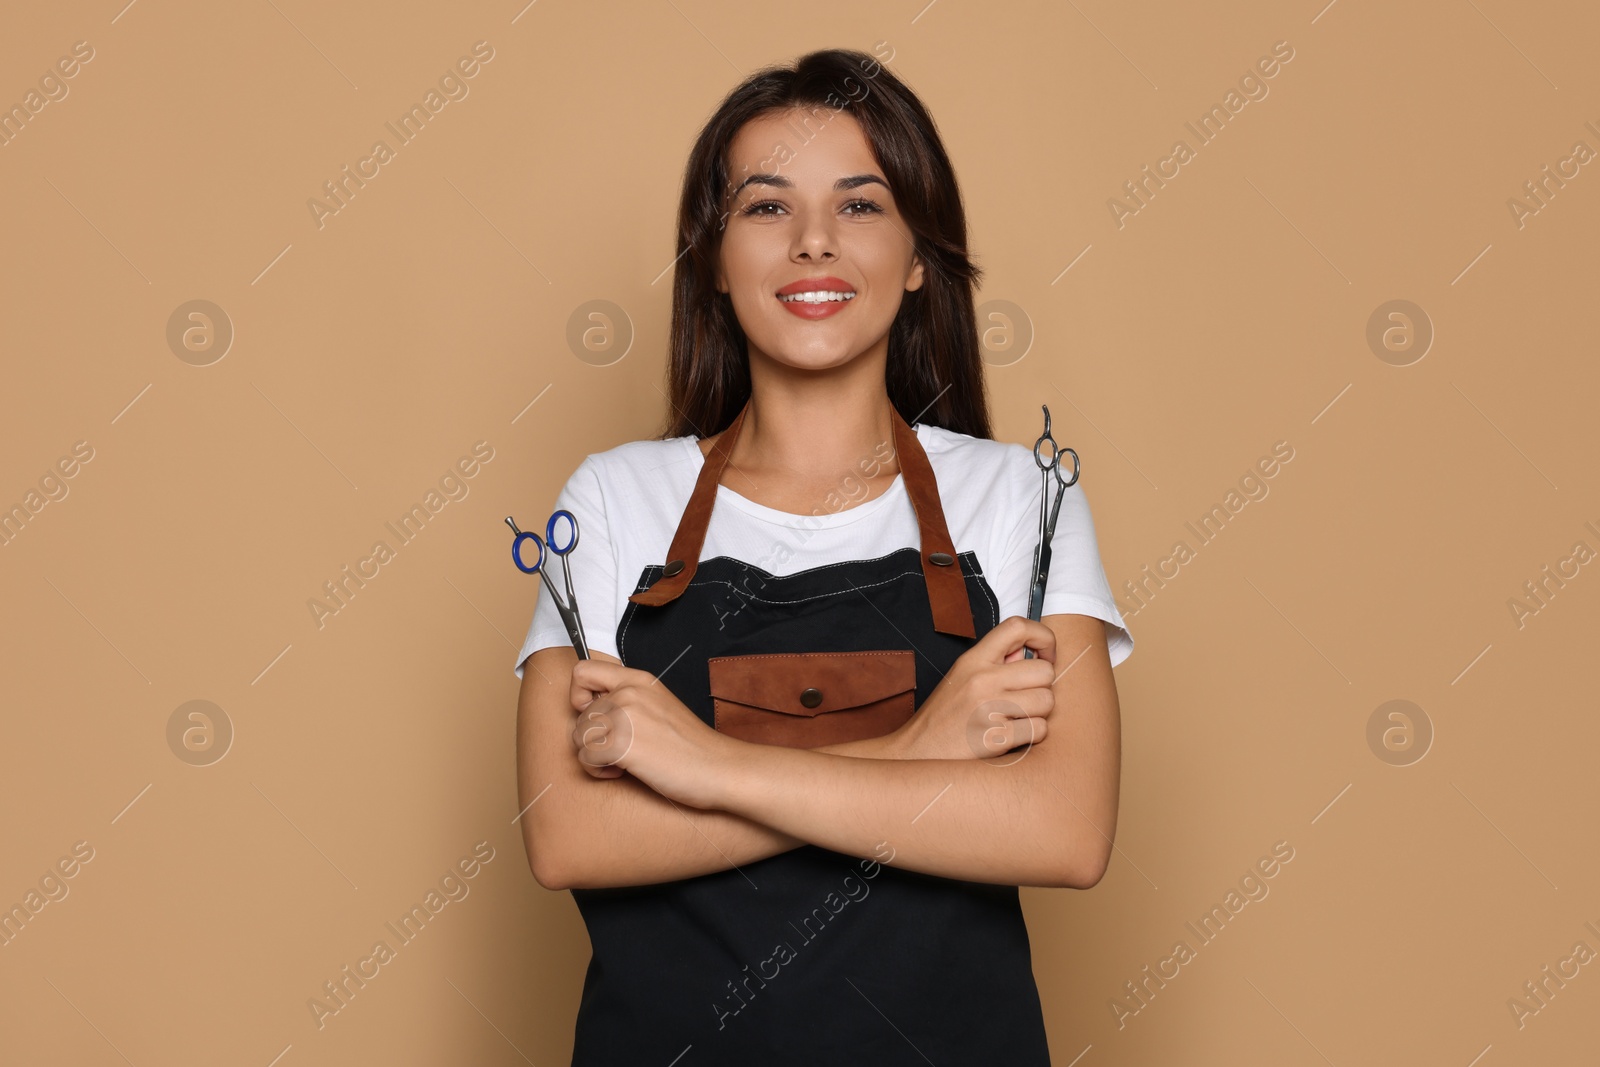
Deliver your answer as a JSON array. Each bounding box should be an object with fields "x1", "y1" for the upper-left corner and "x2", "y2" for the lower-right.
[{"x1": 514, "y1": 613, "x2": 1121, "y2": 892}]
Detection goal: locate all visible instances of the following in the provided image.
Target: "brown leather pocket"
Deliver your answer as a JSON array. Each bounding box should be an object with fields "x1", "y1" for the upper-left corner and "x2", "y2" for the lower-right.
[{"x1": 706, "y1": 650, "x2": 917, "y2": 749}]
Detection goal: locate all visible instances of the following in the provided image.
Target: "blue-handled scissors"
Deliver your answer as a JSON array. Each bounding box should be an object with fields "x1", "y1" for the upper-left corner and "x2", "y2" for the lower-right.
[
  {"x1": 1023, "y1": 405, "x2": 1081, "y2": 660},
  {"x1": 505, "y1": 511, "x2": 590, "y2": 660}
]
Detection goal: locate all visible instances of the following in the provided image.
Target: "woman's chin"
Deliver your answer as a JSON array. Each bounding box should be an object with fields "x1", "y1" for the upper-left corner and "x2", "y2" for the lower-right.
[{"x1": 752, "y1": 340, "x2": 881, "y2": 374}]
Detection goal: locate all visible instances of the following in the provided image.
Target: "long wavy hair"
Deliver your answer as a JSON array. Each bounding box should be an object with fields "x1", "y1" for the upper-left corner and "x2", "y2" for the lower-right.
[{"x1": 656, "y1": 48, "x2": 991, "y2": 441}]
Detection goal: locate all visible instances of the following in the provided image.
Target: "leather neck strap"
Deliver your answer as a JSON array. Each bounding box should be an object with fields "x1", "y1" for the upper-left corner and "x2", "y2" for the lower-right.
[{"x1": 627, "y1": 398, "x2": 976, "y2": 639}]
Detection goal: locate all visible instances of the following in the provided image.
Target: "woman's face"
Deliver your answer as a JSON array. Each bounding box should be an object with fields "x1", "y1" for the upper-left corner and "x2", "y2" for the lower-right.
[{"x1": 716, "y1": 108, "x2": 924, "y2": 373}]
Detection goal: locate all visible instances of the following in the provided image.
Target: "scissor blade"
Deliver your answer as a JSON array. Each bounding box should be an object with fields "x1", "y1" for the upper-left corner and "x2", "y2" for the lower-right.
[
  {"x1": 1022, "y1": 542, "x2": 1053, "y2": 659},
  {"x1": 548, "y1": 538, "x2": 590, "y2": 659},
  {"x1": 562, "y1": 611, "x2": 590, "y2": 660},
  {"x1": 1045, "y1": 483, "x2": 1067, "y2": 543},
  {"x1": 537, "y1": 564, "x2": 589, "y2": 660},
  {"x1": 1025, "y1": 541, "x2": 1053, "y2": 620}
]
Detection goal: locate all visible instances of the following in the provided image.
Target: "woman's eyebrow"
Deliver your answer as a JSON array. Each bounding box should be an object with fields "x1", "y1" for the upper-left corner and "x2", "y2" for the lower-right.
[{"x1": 729, "y1": 173, "x2": 890, "y2": 196}]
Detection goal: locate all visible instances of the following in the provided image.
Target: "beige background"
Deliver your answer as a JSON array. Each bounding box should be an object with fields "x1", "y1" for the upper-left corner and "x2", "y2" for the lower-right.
[{"x1": 2, "y1": 0, "x2": 1597, "y2": 1063}]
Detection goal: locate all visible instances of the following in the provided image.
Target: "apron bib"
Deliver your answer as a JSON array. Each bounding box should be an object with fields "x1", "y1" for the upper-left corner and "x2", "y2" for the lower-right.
[{"x1": 568, "y1": 399, "x2": 1052, "y2": 1065}]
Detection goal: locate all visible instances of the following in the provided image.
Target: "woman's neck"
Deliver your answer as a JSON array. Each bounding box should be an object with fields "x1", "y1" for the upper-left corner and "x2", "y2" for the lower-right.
[{"x1": 697, "y1": 385, "x2": 904, "y2": 513}]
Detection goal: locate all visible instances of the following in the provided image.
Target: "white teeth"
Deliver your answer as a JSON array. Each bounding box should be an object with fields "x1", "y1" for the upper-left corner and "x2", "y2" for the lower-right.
[{"x1": 778, "y1": 291, "x2": 856, "y2": 303}]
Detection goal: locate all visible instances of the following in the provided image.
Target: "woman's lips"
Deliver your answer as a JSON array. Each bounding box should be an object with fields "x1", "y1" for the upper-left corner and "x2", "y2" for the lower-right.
[{"x1": 776, "y1": 291, "x2": 855, "y2": 319}]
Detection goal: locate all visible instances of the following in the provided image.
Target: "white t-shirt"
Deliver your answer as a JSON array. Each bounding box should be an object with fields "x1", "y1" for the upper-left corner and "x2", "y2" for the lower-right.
[{"x1": 513, "y1": 423, "x2": 1133, "y2": 679}]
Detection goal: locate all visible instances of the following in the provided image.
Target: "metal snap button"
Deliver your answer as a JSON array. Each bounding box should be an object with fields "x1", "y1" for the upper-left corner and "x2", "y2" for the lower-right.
[
  {"x1": 928, "y1": 552, "x2": 954, "y2": 566},
  {"x1": 662, "y1": 559, "x2": 685, "y2": 577},
  {"x1": 800, "y1": 688, "x2": 823, "y2": 708}
]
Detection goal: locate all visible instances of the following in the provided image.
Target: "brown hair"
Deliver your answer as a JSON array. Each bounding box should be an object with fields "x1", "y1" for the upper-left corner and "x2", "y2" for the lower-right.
[{"x1": 657, "y1": 47, "x2": 991, "y2": 441}]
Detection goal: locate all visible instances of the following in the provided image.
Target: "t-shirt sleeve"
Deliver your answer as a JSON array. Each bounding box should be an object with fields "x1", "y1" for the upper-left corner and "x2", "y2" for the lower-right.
[
  {"x1": 513, "y1": 456, "x2": 620, "y2": 680},
  {"x1": 992, "y1": 445, "x2": 1134, "y2": 668}
]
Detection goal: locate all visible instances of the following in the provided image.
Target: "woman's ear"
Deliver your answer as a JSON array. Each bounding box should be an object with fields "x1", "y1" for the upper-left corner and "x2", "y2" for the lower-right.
[{"x1": 906, "y1": 253, "x2": 926, "y2": 293}]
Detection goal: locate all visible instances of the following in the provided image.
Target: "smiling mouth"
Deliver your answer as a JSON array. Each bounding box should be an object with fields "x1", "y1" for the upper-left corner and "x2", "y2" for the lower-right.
[{"x1": 777, "y1": 290, "x2": 857, "y2": 304}]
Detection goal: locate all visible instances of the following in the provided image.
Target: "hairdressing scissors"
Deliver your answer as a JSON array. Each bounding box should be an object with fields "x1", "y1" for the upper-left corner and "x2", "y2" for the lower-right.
[
  {"x1": 1023, "y1": 405, "x2": 1081, "y2": 660},
  {"x1": 505, "y1": 511, "x2": 590, "y2": 660}
]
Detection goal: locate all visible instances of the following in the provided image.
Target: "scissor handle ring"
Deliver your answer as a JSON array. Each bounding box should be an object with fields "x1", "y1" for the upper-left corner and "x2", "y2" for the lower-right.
[
  {"x1": 1033, "y1": 432, "x2": 1061, "y2": 471},
  {"x1": 511, "y1": 531, "x2": 544, "y2": 574},
  {"x1": 545, "y1": 509, "x2": 580, "y2": 555},
  {"x1": 1057, "y1": 447, "x2": 1081, "y2": 488}
]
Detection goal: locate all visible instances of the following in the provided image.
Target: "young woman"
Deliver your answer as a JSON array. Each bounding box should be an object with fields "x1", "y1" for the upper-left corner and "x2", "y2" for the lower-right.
[{"x1": 514, "y1": 48, "x2": 1132, "y2": 1065}]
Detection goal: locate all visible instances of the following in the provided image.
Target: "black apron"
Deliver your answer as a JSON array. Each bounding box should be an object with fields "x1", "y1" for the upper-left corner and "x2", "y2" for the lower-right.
[{"x1": 568, "y1": 399, "x2": 1052, "y2": 1065}]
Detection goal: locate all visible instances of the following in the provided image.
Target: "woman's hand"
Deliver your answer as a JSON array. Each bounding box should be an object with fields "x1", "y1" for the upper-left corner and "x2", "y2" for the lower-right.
[
  {"x1": 568, "y1": 659, "x2": 732, "y2": 809},
  {"x1": 888, "y1": 616, "x2": 1058, "y2": 761}
]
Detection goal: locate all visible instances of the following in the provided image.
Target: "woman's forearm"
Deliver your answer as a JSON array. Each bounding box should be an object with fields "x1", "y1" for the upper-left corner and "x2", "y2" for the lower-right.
[
  {"x1": 537, "y1": 732, "x2": 905, "y2": 890},
  {"x1": 523, "y1": 642, "x2": 907, "y2": 890},
  {"x1": 703, "y1": 616, "x2": 1121, "y2": 889},
  {"x1": 708, "y1": 744, "x2": 1078, "y2": 886},
  {"x1": 537, "y1": 616, "x2": 1119, "y2": 891},
  {"x1": 538, "y1": 774, "x2": 805, "y2": 889}
]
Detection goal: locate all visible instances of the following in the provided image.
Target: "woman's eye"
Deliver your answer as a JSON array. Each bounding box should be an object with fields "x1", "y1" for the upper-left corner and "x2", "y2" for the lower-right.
[{"x1": 739, "y1": 199, "x2": 885, "y2": 217}]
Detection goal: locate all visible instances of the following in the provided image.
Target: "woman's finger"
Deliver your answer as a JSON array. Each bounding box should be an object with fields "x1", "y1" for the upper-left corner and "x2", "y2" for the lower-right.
[
  {"x1": 1001, "y1": 687, "x2": 1054, "y2": 718},
  {"x1": 968, "y1": 693, "x2": 1048, "y2": 731},
  {"x1": 1019, "y1": 620, "x2": 1056, "y2": 663},
  {"x1": 571, "y1": 660, "x2": 661, "y2": 717},
  {"x1": 1010, "y1": 717, "x2": 1048, "y2": 747},
  {"x1": 571, "y1": 705, "x2": 609, "y2": 751},
  {"x1": 992, "y1": 716, "x2": 1048, "y2": 753},
  {"x1": 982, "y1": 616, "x2": 1056, "y2": 664},
  {"x1": 998, "y1": 658, "x2": 1059, "y2": 696},
  {"x1": 969, "y1": 713, "x2": 1049, "y2": 755},
  {"x1": 570, "y1": 660, "x2": 618, "y2": 710},
  {"x1": 573, "y1": 705, "x2": 635, "y2": 768}
]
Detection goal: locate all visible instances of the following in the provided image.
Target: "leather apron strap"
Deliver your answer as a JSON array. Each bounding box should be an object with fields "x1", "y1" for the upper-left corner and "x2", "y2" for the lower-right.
[{"x1": 628, "y1": 398, "x2": 976, "y2": 639}]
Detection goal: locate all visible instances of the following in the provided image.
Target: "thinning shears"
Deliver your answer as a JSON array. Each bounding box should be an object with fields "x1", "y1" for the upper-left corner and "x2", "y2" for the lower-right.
[
  {"x1": 1023, "y1": 405, "x2": 1081, "y2": 660},
  {"x1": 506, "y1": 510, "x2": 590, "y2": 660}
]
